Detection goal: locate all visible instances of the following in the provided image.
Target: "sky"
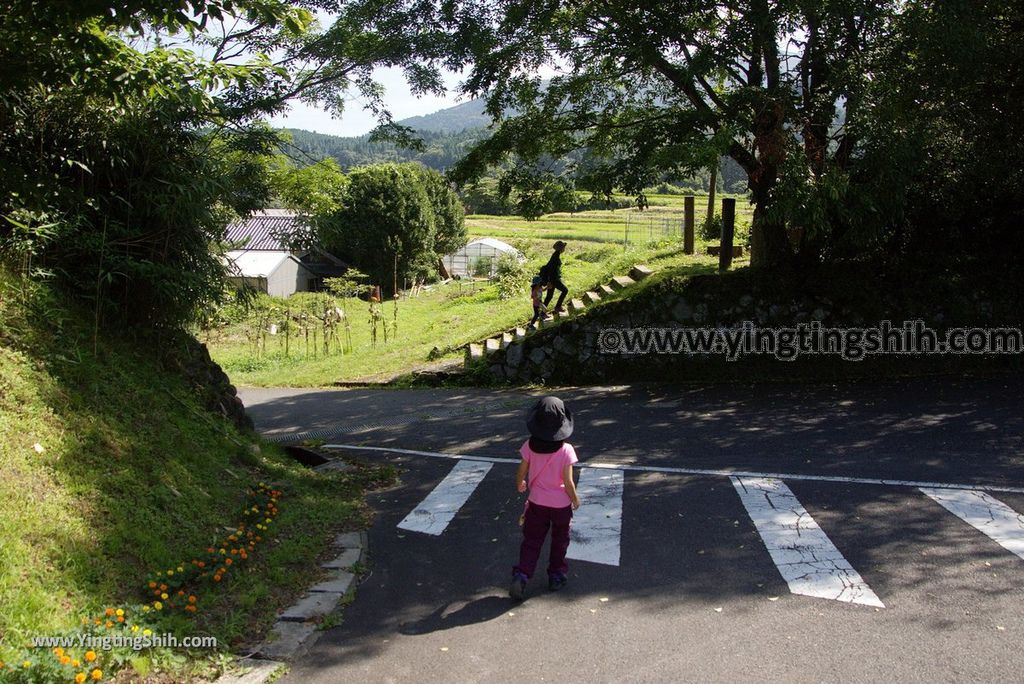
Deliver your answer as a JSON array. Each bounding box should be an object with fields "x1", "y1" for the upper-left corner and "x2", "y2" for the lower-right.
[{"x1": 267, "y1": 66, "x2": 468, "y2": 137}]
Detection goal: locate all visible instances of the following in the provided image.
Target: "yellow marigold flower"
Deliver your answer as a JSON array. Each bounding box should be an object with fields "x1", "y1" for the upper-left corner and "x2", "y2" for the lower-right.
[
  {"x1": 53, "y1": 647, "x2": 64, "y2": 657},
  {"x1": 131, "y1": 625, "x2": 139, "y2": 632},
  {"x1": 177, "y1": 566, "x2": 184, "y2": 573},
  {"x1": 166, "y1": 570, "x2": 174, "y2": 577},
  {"x1": 154, "y1": 601, "x2": 163, "y2": 610},
  {"x1": 75, "y1": 673, "x2": 87, "y2": 684},
  {"x1": 142, "y1": 605, "x2": 151, "y2": 612},
  {"x1": 22, "y1": 660, "x2": 31, "y2": 668},
  {"x1": 61, "y1": 656, "x2": 71, "y2": 665},
  {"x1": 115, "y1": 609, "x2": 124, "y2": 617},
  {"x1": 91, "y1": 668, "x2": 102, "y2": 680},
  {"x1": 143, "y1": 629, "x2": 152, "y2": 637},
  {"x1": 84, "y1": 651, "x2": 97, "y2": 663},
  {"x1": 72, "y1": 659, "x2": 81, "y2": 667},
  {"x1": 160, "y1": 593, "x2": 168, "y2": 600}
]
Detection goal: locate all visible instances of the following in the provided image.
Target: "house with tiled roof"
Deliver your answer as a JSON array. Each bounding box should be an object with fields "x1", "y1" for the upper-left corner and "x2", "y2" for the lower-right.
[{"x1": 221, "y1": 210, "x2": 347, "y2": 297}]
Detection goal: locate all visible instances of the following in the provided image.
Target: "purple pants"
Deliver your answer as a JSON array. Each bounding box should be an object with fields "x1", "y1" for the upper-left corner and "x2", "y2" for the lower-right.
[{"x1": 514, "y1": 502, "x2": 573, "y2": 579}]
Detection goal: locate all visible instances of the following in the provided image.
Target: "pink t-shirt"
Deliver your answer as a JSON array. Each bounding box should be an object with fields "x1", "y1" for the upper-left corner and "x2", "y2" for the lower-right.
[{"x1": 521, "y1": 440, "x2": 578, "y2": 508}]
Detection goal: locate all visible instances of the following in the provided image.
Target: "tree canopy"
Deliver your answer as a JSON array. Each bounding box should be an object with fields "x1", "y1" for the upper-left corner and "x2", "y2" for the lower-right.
[
  {"x1": 0, "y1": 0, "x2": 452, "y2": 329},
  {"x1": 317, "y1": 163, "x2": 467, "y2": 291},
  {"x1": 446, "y1": 0, "x2": 1023, "y2": 270}
]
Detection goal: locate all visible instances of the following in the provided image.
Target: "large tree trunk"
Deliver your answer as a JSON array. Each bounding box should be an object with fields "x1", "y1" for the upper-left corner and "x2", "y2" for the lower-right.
[{"x1": 747, "y1": 100, "x2": 792, "y2": 269}]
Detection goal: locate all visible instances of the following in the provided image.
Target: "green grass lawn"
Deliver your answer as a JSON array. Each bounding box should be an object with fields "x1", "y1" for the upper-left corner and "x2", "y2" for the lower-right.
[
  {"x1": 206, "y1": 203, "x2": 747, "y2": 387},
  {"x1": 0, "y1": 269, "x2": 397, "y2": 681},
  {"x1": 466, "y1": 192, "x2": 754, "y2": 247}
]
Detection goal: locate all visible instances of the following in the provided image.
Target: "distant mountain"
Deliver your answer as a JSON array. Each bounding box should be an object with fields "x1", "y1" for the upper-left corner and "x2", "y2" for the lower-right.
[
  {"x1": 279, "y1": 126, "x2": 485, "y2": 172},
  {"x1": 396, "y1": 98, "x2": 492, "y2": 134}
]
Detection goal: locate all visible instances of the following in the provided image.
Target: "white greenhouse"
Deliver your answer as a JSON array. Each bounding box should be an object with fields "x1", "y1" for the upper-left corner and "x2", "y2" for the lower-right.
[{"x1": 441, "y1": 237, "x2": 524, "y2": 279}]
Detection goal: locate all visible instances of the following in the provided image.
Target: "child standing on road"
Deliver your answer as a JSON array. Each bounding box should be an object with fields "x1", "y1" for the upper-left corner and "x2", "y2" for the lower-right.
[{"x1": 509, "y1": 396, "x2": 581, "y2": 601}]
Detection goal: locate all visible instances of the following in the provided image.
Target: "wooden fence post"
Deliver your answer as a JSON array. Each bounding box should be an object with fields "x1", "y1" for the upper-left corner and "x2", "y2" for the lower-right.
[
  {"x1": 683, "y1": 195, "x2": 695, "y2": 254},
  {"x1": 720, "y1": 198, "x2": 736, "y2": 271}
]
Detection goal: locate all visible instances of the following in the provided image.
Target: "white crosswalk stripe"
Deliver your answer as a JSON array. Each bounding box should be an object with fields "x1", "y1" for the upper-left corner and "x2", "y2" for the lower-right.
[
  {"x1": 920, "y1": 488, "x2": 1024, "y2": 561},
  {"x1": 397, "y1": 460, "x2": 492, "y2": 535},
  {"x1": 731, "y1": 476, "x2": 885, "y2": 608},
  {"x1": 390, "y1": 449, "x2": 1024, "y2": 607},
  {"x1": 567, "y1": 469, "x2": 624, "y2": 566}
]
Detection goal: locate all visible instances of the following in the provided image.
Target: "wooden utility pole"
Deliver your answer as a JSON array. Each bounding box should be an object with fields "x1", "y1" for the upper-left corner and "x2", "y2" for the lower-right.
[
  {"x1": 720, "y1": 198, "x2": 736, "y2": 271},
  {"x1": 683, "y1": 195, "x2": 695, "y2": 254}
]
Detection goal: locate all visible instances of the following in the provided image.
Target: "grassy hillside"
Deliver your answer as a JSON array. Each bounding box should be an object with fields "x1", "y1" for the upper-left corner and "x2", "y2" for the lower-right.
[{"x1": 0, "y1": 268, "x2": 392, "y2": 681}]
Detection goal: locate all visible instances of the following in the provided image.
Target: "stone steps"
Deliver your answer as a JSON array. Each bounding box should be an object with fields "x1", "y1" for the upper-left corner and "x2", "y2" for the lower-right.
[
  {"x1": 609, "y1": 275, "x2": 636, "y2": 291},
  {"x1": 463, "y1": 264, "x2": 652, "y2": 368}
]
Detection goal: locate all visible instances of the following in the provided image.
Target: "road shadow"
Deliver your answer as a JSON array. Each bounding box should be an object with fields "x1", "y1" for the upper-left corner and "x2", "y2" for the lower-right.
[{"x1": 398, "y1": 595, "x2": 511, "y2": 635}]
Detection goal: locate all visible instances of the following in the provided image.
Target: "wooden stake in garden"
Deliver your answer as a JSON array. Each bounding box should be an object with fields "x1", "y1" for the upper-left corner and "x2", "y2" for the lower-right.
[
  {"x1": 720, "y1": 197, "x2": 736, "y2": 271},
  {"x1": 684, "y1": 195, "x2": 695, "y2": 254}
]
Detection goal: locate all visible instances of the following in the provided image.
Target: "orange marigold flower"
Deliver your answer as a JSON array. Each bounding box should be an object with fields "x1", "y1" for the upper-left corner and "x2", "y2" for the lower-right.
[
  {"x1": 160, "y1": 584, "x2": 168, "y2": 591},
  {"x1": 91, "y1": 668, "x2": 102, "y2": 680},
  {"x1": 148, "y1": 581, "x2": 156, "y2": 589},
  {"x1": 117, "y1": 616, "x2": 124, "y2": 623},
  {"x1": 105, "y1": 608, "x2": 115, "y2": 617},
  {"x1": 84, "y1": 651, "x2": 97, "y2": 663},
  {"x1": 213, "y1": 575, "x2": 222, "y2": 582},
  {"x1": 225, "y1": 558, "x2": 233, "y2": 566},
  {"x1": 75, "y1": 673, "x2": 87, "y2": 684},
  {"x1": 72, "y1": 660, "x2": 81, "y2": 667},
  {"x1": 105, "y1": 621, "x2": 113, "y2": 629},
  {"x1": 53, "y1": 647, "x2": 64, "y2": 657},
  {"x1": 198, "y1": 561, "x2": 206, "y2": 568},
  {"x1": 61, "y1": 656, "x2": 71, "y2": 665}
]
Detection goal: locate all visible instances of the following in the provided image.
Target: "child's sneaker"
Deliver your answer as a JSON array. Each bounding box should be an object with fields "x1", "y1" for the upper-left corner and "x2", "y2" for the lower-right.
[
  {"x1": 548, "y1": 573, "x2": 568, "y2": 591},
  {"x1": 509, "y1": 572, "x2": 528, "y2": 601}
]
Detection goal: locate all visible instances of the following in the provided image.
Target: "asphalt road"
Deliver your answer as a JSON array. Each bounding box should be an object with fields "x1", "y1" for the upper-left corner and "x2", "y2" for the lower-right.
[{"x1": 240, "y1": 375, "x2": 1024, "y2": 682}]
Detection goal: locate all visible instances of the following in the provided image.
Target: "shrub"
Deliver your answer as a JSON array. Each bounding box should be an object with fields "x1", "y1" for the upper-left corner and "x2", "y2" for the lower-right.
[{"x1": 494, "y1": 252, "x2": 529, "y2": 300}]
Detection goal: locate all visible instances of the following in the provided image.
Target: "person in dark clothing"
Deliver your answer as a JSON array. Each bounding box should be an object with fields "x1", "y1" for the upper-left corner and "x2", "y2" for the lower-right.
[{"x1": 542, "y1": 240, "x2": 568, "y2": 313}]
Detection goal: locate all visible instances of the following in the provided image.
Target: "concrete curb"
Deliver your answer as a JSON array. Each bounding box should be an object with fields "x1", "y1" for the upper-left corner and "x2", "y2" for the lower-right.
[{"x1": 213, "y1": 529, "x2": 366, "y2": 683}]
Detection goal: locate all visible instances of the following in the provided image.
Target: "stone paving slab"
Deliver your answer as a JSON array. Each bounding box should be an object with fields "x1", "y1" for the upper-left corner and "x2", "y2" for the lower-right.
[
  {"x1": 279, "y1": 592, "x2": 344, "y2": 622},
  {"x1": 258, "y1": 620, "x2": 320, "y2": 660},
  {"x1": 214, "y1": 658, "x2": 286, "y2": 684},
  {"x1": 308, "y1": 570, "x2": 354, "y2": 594},
  {"x1": 333, "y1": 531, "x2": 361, "y2": 548},
  {"x1": 321, "y1": 547, "x2": 361, "y2": 569}
]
